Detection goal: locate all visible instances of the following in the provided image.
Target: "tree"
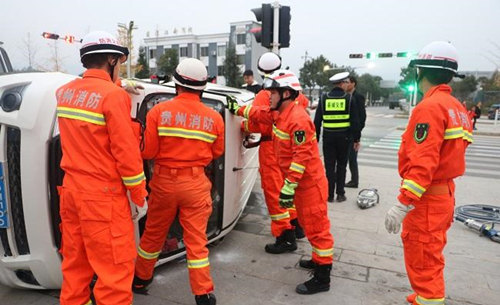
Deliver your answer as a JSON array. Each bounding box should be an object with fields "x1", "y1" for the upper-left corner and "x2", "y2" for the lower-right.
[
  {"x1": 223, "y1": 44, "x2": 242, "y2": 88},
  {"x1": 357, "y1": 74, "x2": 385, "y2": 101},
  {"x1": 299, "y1": 55, "x2": 335, "y2": 95},
  {"x1": 450, "y1": 75, "x2": 478, "y2": 102},
  {"x1": 398, "y1": 66, "x2": 416, "y2": 93},
  {"x1": 135, "y1": 46, "x2": 150, "y2": 79},
  {"x1": 157, "y1": 48, "x2": 179, "y2": 79},
  {"x1": 19, "y1": 32, "x2": 39, "y2": 71}
]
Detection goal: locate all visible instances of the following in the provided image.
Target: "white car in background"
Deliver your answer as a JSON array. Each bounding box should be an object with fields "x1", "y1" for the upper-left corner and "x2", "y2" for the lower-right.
[{"x1": 0, "y1": 72, "x2": 259, "y2": 289}]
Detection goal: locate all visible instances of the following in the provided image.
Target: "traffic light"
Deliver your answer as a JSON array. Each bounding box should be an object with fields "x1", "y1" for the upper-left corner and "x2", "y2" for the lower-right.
[
  {"x1": 366, "y1": 52, "x2": 373, "y2": 59},
  {"x1": 407, "y1": 84, "x2": 415, "y2": 92},
  {"x1": 278, "y1": 6, "x2": 291, "y2": 48},
  {"x1": 377, "y1": 52, "x2": 393, "y2": 58},
  {"x1": 397, "y1": 52, "x2": 410, "y2": 57},
  {"x1": 64, "y1": 35, "x2": 75, "y2": 43},
  {"x1": 42, "y1": 32, "x2": 60, "y2": 40},
  {"x1": 251, "y1": 4, "x2": 273, "y2": 48}
]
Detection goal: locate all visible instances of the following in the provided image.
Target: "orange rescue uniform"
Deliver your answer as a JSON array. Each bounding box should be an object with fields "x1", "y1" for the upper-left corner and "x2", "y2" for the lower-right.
[
  {"x1": 239, "y1": 100, "x2": 334, "y2": 265},
  {"x1": 398, "y1": 85, "x2": 472, "y2": 305},
  {"x1": 135, "y1": 92, "x2": 224, "y2": 295},
  {"x1": 56, "y1": 69, "x2": 147, "y2": 305}
]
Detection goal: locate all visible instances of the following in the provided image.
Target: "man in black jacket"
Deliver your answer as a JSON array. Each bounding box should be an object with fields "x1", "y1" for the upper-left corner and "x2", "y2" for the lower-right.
[
  {"x1": 345, "y1": 76, "x2": 366, "y2": 188},
  {"x1": 314, "y1": 72, "x2": 362, "y2": 202}
]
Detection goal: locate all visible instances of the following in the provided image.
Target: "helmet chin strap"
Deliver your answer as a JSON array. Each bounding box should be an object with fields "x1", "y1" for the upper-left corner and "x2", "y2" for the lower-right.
[{"x1": 271, "y1": 90, "x2": 291, "y2": 110}]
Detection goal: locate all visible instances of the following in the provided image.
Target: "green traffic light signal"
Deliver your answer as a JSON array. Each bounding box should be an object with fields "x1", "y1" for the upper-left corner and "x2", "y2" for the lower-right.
[
  {"x1": 407, "y1": 85, "x2": 415, "y2": 92},
  {"x1": 366, "y1": 52, "x2": 373, "y2": 59},
  {"x1": 397, "y1": 52, "x2": 409, "y2": 57}
]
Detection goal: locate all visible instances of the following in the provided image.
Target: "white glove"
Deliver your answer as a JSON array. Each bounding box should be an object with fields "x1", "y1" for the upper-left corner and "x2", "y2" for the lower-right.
[
  {"x1": 122, "y1": 79, "x2": 144, "y2": 95},
  {"x1": 131, "y1": 201, "x2": 148, "y2": 222},
  {"x1": 385, "y1": 203, "x2": 414, "y2": 234}
]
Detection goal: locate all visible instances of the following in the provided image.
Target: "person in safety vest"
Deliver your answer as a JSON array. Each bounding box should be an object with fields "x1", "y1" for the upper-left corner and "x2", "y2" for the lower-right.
[
  {"x1": 133, "y1": 58, "x2": 224, "y2": 305},
  {"x1": 228, "y1": 70, "x2": 334, "y2": 295},
  {"x1": 56, "y1": 30, "x2": 148, "y2": 305},
  {"x1": 241, "y1": 52, "x2": 306, "y2": 254},
  {"x1": 384, "y1": 41, "x2": 472, "y2": 305},
  {"x1": 314, "y1": 71, "x2": 363, "y2": 203}
]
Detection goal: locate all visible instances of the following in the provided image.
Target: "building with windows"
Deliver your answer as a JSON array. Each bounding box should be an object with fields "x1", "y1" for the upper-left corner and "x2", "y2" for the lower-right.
[{"x1": 143, "y1": 21, "x2": 268, "y2": 86}]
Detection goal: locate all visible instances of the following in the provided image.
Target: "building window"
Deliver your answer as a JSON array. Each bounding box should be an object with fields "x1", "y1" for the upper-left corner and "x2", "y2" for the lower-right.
[
  {"x1": 237, "y1": 55, "x2": 245, "y2": 65},
  {"x1": 149, "y1": 49, "x2": 156, "y2": 59},
  {"x1": 217, "y1": 45, "x2": 226, "y2": 57},
  {"x1": 180, "y1": 47, "x2": 188, "y2": 57},
  {"x1": 236, "y1": 34, "x2": 246, "y2": 45},
  {"x1": 200, "y1": 47, "x2": 208, "y2": 57},
  {"x1": 217, "y1": 65, "x2": 225, "y2": 76}
]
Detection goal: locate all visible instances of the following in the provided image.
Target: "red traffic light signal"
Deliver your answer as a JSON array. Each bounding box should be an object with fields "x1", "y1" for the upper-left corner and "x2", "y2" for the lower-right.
[
  {"x1": 64, "y1": 35, "x2": 75, "y2": 43},
  {"x1": 42, "y1": 32, "x2": 60, "y2": 40},
  {"x1": 349, "y1": 54, "x2": 363, "y2": 59}
]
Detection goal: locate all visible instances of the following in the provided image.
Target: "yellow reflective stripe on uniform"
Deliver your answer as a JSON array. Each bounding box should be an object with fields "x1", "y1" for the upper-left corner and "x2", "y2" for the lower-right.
[
  {"x1": 244, "y1": 120, "x2": 249, "y2": 132},
  {"x1": 289, "y1": 162, "x2": 305, "y2": 174},
  {"x1": 402, "y1": 179, "x2": 426, "y2": 198},
  {"x1": 323, "y1": 122, "x2": 350, "y2": 128},
  {"x1": 288, "y1": 205, "x2": 296, "y2": 211},
  {"x1": 312, "y1": 134, "x2": 317, "y2": 141},
  {"x1": 158, "y1": 127, "x2": 217, "y2": 143},
  {"x1": 312, "y1": 247, "x2": 334, "y2": 257},
  {"x1": 272, "y1": 125, "x2": 290, "y2": 140},
  {"x1": 444, "y1": 127, "x2": 464, "y2": 140},
  {"x1": 122, "y1": 172, "x2": 145, "y2": 186},
  {"x1": 463, "y1": 130, "x2": 473, "y2": 143},
  {"x1": 137, "y1": 246, "x2": 161, "y2": 260},
  {"x1": 415, "y1": 295, "x2": 445, "y2": 305},
  {"x1": 82, "y1": 300, "x2": 92, "y2": 305},
  {"x1": 270, "y1": 211, "x2": 290, "y2": 221},
  {"x1": 243, "y1": 105, "x2": 252, "y2": 119},
  {"x1": 56, "y1": 106, "x2": 106, "y2": 126},
  {"x1": 187, "y1": 257, "x2": 210, "y2": 269},
  {"x1": 322, "y1": 114, "x2": 350, "y2": 120}
]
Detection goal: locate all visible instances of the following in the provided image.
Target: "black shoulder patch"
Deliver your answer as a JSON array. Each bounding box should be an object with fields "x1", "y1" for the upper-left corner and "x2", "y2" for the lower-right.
[
  {"x1": 414, "y1": 123, "x2": 429, "y2": 144},
  {"x1": 294, "y1": 130, "x2": 306, "y2": 145}
]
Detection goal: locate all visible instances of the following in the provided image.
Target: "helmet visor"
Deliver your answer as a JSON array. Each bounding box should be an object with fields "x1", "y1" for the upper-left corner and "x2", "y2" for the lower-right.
[{"x1": 262, "y1": 77, "x2": 280, "y2": 90}]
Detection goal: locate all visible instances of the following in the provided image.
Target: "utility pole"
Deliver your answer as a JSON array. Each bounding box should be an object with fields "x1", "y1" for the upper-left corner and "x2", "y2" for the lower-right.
[
  {"x1": 301, "y1": 50, "x2": 311, "y2": 65},
  {"x1": 118, "y1": 21, "x2": 138, "y2": 78},
  {"x1": 271, "y1": 1, "x2": 280, "y2": 54}
]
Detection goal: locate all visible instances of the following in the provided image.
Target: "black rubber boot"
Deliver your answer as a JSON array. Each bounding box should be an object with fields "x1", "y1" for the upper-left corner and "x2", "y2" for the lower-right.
[
  {"x1": 291, "y1": 218, "x2": 305, "y2": 239},
  {"x1": 298, "y1": 259, "x2": 316, "y2": 269},
  {"x1": 195, "y1": 293, "x2": 216, "y2": 305},
  {"x1": 132, "y1": 275, "x2": 153, "y2": 295},
  {"x1": 264, "y1": 229, "x2": 297, "y2": 254},
  {"x1": 295, "y1": 264, "x2": 332, "y2": 295}
]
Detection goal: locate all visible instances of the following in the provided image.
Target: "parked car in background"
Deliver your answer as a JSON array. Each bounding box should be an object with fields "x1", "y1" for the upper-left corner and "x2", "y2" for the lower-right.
[{"x1": 487, "y1": 104, "x2": 500, "y2": 119}]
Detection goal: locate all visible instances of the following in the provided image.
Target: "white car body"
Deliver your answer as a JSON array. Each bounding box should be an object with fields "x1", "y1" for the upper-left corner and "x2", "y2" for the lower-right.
[{"x1": 0, "y1": 72, "x2": 258, "y2": 289}]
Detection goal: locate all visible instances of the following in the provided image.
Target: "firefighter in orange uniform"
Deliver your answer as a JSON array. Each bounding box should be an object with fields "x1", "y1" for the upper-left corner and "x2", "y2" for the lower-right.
[
  {"x1": 385, "y1": 41, "x2": 472, "y2": 305},
  {"x1": 240, "y1": 52, "x2": 305, "y2": 254},
  {"x1": 228, "y1": 70, "x2": 334, "y2": 295},
  {"x1": 133, "y1": 58, "x2": 223, "y2": 305},
  {"x1": 56, "y1": 31, "x2": 147, "y2": 305}
]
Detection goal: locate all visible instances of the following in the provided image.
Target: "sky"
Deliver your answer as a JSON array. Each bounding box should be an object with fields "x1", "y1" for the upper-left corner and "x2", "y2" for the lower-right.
[{"x1": 1, "y1": 0, "x2": 499, "y2": 82}]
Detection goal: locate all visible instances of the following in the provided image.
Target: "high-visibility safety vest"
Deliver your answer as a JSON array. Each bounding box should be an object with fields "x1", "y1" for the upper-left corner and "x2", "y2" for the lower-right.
[{"x1": 322, "y1": 94, "x2": 351, "y2": 131}]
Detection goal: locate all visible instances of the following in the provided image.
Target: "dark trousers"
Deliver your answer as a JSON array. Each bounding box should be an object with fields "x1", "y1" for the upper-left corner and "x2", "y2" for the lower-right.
[
  {"x1": 347, "y1": 138, "x2": 359, "y2": 184},
  {"x1": 322, "y1": 134, "x2": 349, "y2": 198}
]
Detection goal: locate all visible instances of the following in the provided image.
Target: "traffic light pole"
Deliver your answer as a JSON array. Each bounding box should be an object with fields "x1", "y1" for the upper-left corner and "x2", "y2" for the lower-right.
[{"x1": 272, "y1": 1, "x2": 280, "y2": 54}]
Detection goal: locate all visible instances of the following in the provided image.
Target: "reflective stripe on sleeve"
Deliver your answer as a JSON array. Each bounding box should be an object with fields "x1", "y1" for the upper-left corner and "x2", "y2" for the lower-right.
[
  {"x1": 244, "y1": 120, "x2": 249, "y2": 132},
  {"x1": 312, "y1": 247, "x2": 334, "y2": 257},
  {"x1": 158, "y1": 127, "x2": 217, "y2": 143},
  {"x1": 415, "y1": 295, "x2": 445, "y2": 305},
  {"x1": 289, "y1": 162, "x2": 305, "y2": 174},
  {"x1": 137, "y1": 246, "x2": 161, "y2": 260},
  {"x1": 270, "y1": 211, "x2": 290, "y2": 221},
  {"x1": 402, "y1": 179, "x2": 426, "y2": 198},
  {"x1": 463, "y1": 130, "x2": 473, "y2": 143},
  {"x1": 272, "y1": 125, "x2": 290, "y2": 140},
  {"x1": 82, "y1": 300, "x2": 93, "y2": 305},
  {"x1": 243, "y1": 105, "x2": 252, "y2": 119},
  {"x1": 122, "y1": 172, "x2": 146, "y2": 186},
  {"x1": 187, "y1": 257, "x2": 210, "y2": 269},
  {"x1": 323, "y1": 122, "x2": 350, "y2": 128},
  {"x1": 444, "y1": 127, "x2": 464, "y2": 140},
  {"x1": 56, "y1": 107, "x2": 106, "y2": 126}
]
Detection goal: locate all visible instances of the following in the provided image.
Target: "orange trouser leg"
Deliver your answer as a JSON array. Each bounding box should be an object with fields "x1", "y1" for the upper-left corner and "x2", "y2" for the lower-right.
[
  {"x1": 294, "y1": 177, "x2": 334, "y2": 265},
  {"x1": 259, "y1": 162, "x2": 293, "y2": 237},
  {"x1": 401, "y1": 181, "x2": 455, "y2": 305},
  {"x1": 135, "y1": 190, "x2": 178, "y2": 281},
  {"x1": 60, "y1": 187, "x2": 136, "y2": 305}
]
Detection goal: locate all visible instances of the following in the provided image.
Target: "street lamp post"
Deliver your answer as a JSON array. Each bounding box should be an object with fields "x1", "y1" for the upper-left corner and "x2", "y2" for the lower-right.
[{"x1": 118, "y1": 21, "x2": 137, "y2": 78}]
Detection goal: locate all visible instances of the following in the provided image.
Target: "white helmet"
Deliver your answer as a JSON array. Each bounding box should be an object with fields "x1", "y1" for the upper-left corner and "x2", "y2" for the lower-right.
[
  {"x1": 258, "y1": 52, "x2": 282, "y2": 74},
  {"x1": 263, "y1": 69, "x2": 302, "y2": 92},
  {"x1": 356, "y1": 188, "x2": 379, "y2": 209},
  {"x1": 409, "y1": 41, "x2": 459, "y2": 74},
  {"x1": 173, "y1": 58, "x2": 208, "y2": 90},
  {"x1": 80, "y1": 31, "x2": 129, "y2": 59}
]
